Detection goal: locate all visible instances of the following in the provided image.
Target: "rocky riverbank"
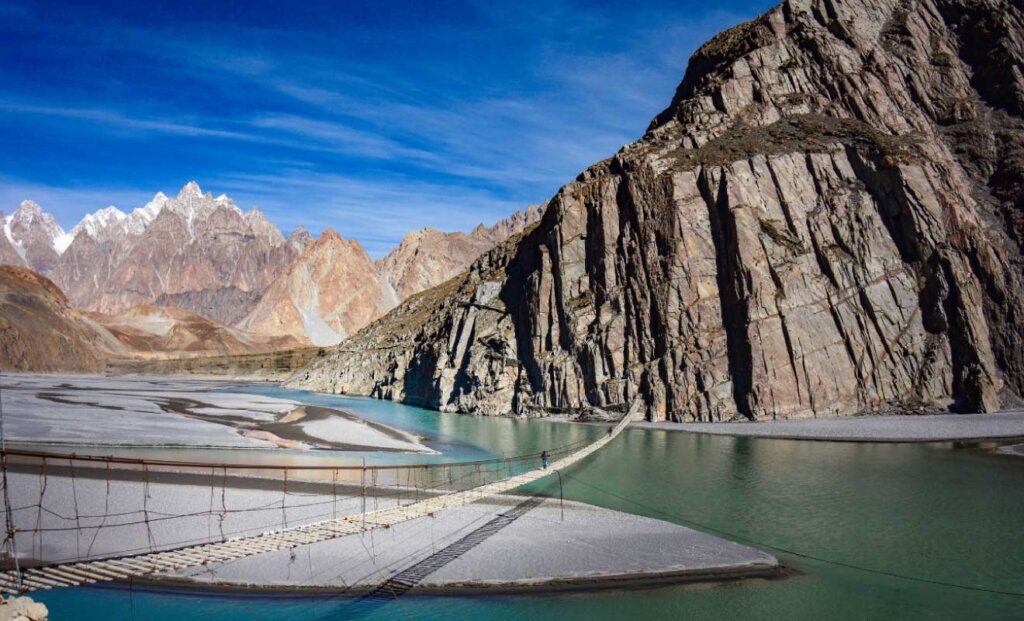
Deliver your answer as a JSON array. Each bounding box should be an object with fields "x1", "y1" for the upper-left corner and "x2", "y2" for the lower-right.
[{"x1": 0, "y1": 596, "x2": 47, "y2": 621}]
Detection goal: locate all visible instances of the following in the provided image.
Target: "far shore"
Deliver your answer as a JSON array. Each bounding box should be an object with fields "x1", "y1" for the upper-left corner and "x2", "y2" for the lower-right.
[{"x1": 629, "y1": 410, "x2": 1024, "y2": 443}]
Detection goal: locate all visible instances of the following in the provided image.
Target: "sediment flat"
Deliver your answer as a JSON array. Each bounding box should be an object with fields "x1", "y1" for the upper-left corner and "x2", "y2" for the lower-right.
[
  {"x1": 633, "y1": 410, "x2": 1024, "y2": 442},
  {"x1": 167, "y1": 496, "x2": 779, "y2": 593},
  {"x1": 0, "y1": 373, "x2": 432, "y2": 453}
]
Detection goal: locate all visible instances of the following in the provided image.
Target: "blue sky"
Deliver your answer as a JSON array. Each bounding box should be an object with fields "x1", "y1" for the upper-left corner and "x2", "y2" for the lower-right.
[{"x1": 0, "y1": 0, "x2": 774, "y2": 256}]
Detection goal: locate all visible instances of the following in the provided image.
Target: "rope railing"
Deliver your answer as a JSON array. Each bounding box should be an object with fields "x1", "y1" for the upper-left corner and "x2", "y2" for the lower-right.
[
  {"x1": 0, "y1": 436, "x2": 592, "y2": 471},
  {"x1": 0, "y1": 428, "x2": 602, "y2": 573},
  {"x1": 0, "y1": 402, "x2": 637, "y2": 595}
]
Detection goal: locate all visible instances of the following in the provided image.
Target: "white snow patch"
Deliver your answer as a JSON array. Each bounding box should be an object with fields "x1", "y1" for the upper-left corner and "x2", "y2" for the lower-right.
[
  {"x1": 53, "y1": 232, "x2": 75, "y2": 253},
  {"x1": 3, "y1": 214, "x2": 27, "y2": 262},
  {"x1": 137, "y1": 192, "x2": 168, "y2": 222},
  {"x1": 68, "y1": 206, "x2": 127, "y2": 243},
  {"x1": 124, "y1": 192, "x2": 169, "y2": 234}
]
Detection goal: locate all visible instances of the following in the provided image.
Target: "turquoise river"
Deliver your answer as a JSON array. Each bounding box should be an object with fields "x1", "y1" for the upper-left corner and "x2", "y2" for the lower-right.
[{"x1": 25, "y1": 385, "x2": 1024, "y2": 620}]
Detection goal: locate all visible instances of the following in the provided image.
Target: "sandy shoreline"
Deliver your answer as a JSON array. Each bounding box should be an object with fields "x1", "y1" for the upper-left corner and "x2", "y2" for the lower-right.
[
  {"x1": 630, "y1": 410, "x2": 1024, "y2": 443},
  {"x1": 1, "y1": 373, "x2": 434, "y2": 453},
  {"x1": 133, "y1": 560, "x2": 783, "y2": 596}
]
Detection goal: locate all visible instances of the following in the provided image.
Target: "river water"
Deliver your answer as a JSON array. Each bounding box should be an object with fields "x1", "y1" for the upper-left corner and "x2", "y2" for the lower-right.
[{"x1": 26, "y1": 385, "x2": 1024, "y2": 620}]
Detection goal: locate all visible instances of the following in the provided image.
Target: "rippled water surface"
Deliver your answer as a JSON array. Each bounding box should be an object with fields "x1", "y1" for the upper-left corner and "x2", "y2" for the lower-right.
[{"x1": 29, "y1": 386, "x2": 1024, "y2": 620}]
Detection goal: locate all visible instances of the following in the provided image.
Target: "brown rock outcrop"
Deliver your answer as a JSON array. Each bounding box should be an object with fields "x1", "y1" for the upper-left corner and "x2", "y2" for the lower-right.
[
  {"x1": 0, "y1": 265, "x2": 307, "y2": 371},
  {"x1": 93, "y1": 305, "x2": 303, "y2": 357},
  {"x1": 377, "y1": 205, "x2": 545, "y2": 301},
  {"x1": 238, "y1": 230, "x2": 394, "y2": 346},
  {"x1": 0, "y1": 266, "x2": 125, "y2": 372},
  {"x1": 292, "y1": 0, "x2": 1024, "y2": 421}
]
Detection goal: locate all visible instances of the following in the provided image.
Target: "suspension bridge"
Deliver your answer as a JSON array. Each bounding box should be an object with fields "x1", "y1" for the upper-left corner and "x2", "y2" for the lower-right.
[{"x1": 0, "y1": 404, "x2": 636, "y2": 595}]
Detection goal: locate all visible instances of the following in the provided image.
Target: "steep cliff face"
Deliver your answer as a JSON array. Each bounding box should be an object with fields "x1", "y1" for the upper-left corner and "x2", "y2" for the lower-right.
[
  {"x1": 377, "y1": 204, "x2": 545, "y2": 302},
  {"x1": 292, "y1": 0, "x2": 1024, "y2": 421}
]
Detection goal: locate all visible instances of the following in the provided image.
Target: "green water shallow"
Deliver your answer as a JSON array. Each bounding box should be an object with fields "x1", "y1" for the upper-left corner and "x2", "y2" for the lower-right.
[{"x1": 28, "y1": 388, "x2": 1024, "y2": 620}]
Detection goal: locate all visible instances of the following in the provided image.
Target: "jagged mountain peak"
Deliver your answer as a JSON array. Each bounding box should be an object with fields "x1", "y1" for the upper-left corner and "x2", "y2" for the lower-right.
[
  {"x1": 239, "y1": 224, "x2": 391, "y2": 346},
  {"x1": 286, "y1": 227, "x2": 313, "y2": 253},
  {"x1": 376, "y1": 203, "x2": 546, "y2": 302},
  {"x1": 16, "y1": 200, "x2": 44, "y2": 217},
  {"x1": 317, "y1": 228, "x2": 344, "y2": 243},
  {"x1": 69, "y1": 206, "x2": 127, "y2": 242},
  {"x1": 178, "y1": 180, "x2": 204, "y2": 200},
  {"x1": 132, "y1": 192, "x2": 169, "y2": 226},
  {"x1": 4, "y1": 200, "x2": 67, "y2": 271},
  {"x1": 41, "y1": 181, "x2": 298, "y2": 322}
]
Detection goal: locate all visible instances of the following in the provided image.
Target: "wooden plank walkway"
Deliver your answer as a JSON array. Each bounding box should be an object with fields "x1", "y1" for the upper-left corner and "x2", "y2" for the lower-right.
[{"x1": 0, "y1": 403, "x2": 636, "y2": 595}]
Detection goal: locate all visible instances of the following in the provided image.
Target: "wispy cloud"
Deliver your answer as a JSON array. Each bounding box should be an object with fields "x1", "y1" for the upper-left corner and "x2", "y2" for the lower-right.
[
  {"x1": 0, "y1": 0, "x2": 776, "y2": 254},
  {"x1": 214, "y1": 169, "x2": 528, "y2": 256},
  {"x1": 0, "y1": 101, "x2": 250, "y2": 140}
]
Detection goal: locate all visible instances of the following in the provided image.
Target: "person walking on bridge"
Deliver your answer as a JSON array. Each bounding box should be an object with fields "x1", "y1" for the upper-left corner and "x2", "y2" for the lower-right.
[{"x1": 541, "y1": 450, "x2": 549, "y2": 469}]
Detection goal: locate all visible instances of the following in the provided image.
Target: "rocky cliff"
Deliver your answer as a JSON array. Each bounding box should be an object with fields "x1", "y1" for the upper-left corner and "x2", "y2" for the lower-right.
[
  {"x1": 377, "y1": 204, "x2": 545, "y2": 301},
  {"x1": 291, "y1": 0, "x2": 1024, "y2": 421}
]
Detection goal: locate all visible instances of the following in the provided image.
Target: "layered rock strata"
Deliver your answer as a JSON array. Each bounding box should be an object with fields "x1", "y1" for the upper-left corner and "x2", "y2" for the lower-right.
[
  {"x1": 292, "y1": 0, "x2": 1024, "y2": 421},
  {"x1": 0, "y1": 266, "x2": 124, "y2": 372}
]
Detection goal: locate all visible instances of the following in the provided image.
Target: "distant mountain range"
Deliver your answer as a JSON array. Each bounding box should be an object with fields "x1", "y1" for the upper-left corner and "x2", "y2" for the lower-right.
[
  {"x1": 0, "y1": 265, "x2": 303, "y2": 372},
  {"x1": 0, "y1": 181, "x2": 543, "y2": 348}
]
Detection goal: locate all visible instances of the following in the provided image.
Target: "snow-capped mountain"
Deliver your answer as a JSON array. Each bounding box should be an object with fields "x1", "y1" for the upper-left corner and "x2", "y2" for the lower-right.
[
  {"x1": 1, "y1": 181, "x2": 543, "y2": 345},
  {"x1": 46, "y1": 181, "x2": 300, "y2": 323},
  {"x1": 2, "y1": 200, "x2": 71, "y2": 273},
  {"x1": 68, "y1": 206, "x2": 127, "y2": 240}
]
